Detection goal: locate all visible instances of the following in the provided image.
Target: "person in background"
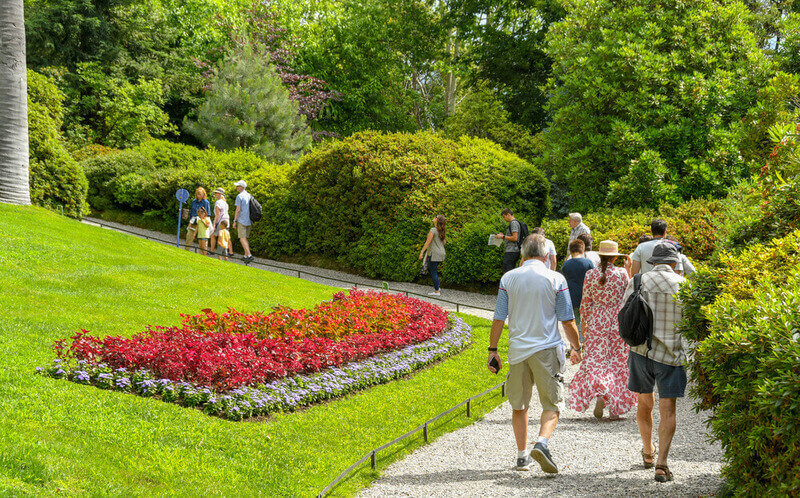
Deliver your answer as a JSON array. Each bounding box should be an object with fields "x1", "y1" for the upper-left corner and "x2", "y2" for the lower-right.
[
  {"x1": 209, "y1": 187, "x2": 230, "y2": 257},
  {"x1": 531, "y1": 227, "x2": 557, "y2": 270},
  {"x1": 623, "y1": 243, "x2": 687, "y2": 483},
  {"x1": 419, "y1": 215, "x2": 447, "y2": 296},
  {"x1": 216, "y1": 220, "x2": 232, "y2": 261},
  {"x1": 488, "y1": 234, "x2": 583, "y2": 475},
  {"x1": 665, "y1": 235, "x2": 696, "y2": 278},
  {"x1": 195, "y1": 207, "x2": 212, "y2": 255},
  {"x1": 566, "y1": 212, "x2": 591, "y2": 258},
  {"x1": 629, "y1": 219, "x2": 683, "y2": 275},
  {"x1": 578, "y1": 233, "x2": 601, "y2": 268},
  {"x1": 496, "y1": 208, "x2": 521, "y2": 274},
  {"x1": 561, "y1": 239, "x2": 593, "y2": 337},
  {"x1": 569, "y1": 240, "x2": 636, "y2": 420},
  {"x1": 185, "y1": 187, "x2": 211, "y2": 251},
  {"x1": 233, "y1": 180, "x2": 254, "y2": 263}
]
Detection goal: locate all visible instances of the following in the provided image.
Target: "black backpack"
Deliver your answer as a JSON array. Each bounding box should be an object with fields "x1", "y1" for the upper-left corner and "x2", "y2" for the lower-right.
[
  {"x1": 515, "y1": 220, "x2": 530, "y2": 250},
  {"x1": 618, "y1": 273, "x2": 654, "y2": 350},
  {"x1": 248, "y1": 195, "x2": 262, "y2": 222}
]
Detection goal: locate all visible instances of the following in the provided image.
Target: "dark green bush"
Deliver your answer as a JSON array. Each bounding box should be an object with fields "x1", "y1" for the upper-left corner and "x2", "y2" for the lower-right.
[
  {"x1": 253, "y1": 131, "x2": 550, "y2": 285},
  {"x1": 82, "y1": 139, "x2": 284, "y2": 225},
  {"x1": 27, "y1": 69, "x2": 88, "y2": 218},
  {"x1": 731, "y1": 175, "x2": 800, "y2": 247}
]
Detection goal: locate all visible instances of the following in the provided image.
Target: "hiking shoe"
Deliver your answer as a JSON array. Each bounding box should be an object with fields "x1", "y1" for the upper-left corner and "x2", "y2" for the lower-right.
[
  {"x1": 515, "y1": 454, "x2": 534, "y2": 471},
  {"x1": 244, "y1": 255, "x2": 254, "y2": 263},
  {"x1": 531, "y1": 442, "x2": 558, "y2": 474}
]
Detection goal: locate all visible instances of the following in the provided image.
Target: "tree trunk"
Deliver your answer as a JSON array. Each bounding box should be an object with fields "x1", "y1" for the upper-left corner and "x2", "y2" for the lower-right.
[{"x1": 0, "y1": 0, "x2": 30, "y2": 206}]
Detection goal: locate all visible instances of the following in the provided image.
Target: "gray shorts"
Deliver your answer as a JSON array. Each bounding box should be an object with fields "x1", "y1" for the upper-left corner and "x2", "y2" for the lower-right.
[
  {"x1": 627, "y1": 352, "x2": 686, "y2": 398},
  {"x1": 506, "y1": 347, "x2": 564, "y2": 412}
]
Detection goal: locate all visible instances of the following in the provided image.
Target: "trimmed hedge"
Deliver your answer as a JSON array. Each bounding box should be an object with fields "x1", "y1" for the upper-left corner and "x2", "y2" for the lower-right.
[
  {"x1": 540, "y1": 198, "x2": 731, "y2": 266},
  {"x1": 253, "y1": 131, "x2": 550, "y2": 285},
  {"x1": 28, "y1": 69, "x2": 88, "y2": 218},
  {"x1": 82, "y1": 139, "x2": 287, "y2": 225},
  {"x1": 677, "y1": 230, "x2": 800, "y2": 494}
]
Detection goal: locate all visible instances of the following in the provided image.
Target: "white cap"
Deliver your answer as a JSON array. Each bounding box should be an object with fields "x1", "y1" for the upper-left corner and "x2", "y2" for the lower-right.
[{"x1": 234, "y1": 180, "x2": 247, "y2": 188}]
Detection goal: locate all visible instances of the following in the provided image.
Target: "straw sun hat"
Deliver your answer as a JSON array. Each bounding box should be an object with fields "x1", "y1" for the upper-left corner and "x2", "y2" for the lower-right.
[{"x1": 596, "y1": 240, "x2": 624, "y2": 257}]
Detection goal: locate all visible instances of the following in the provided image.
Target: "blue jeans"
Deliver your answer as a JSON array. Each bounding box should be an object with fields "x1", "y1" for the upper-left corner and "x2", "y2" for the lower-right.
[{"x1": 428, "y1": 261, "x2": 441, "y2": 291}]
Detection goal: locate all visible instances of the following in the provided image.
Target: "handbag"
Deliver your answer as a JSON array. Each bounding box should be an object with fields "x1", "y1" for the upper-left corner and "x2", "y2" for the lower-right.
[
  {"x1": 181, "y1": 208, "x2": 189, "y2": 221},
  {"x1": 419, "y1": 253, "x2": 430, "y2": 276}
]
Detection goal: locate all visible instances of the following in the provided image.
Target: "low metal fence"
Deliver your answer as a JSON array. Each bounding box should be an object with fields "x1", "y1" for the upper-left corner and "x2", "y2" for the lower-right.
[
  {"x1": 317, "y1": 381, "x2": 506, "y2": 498},
  {"x1": 84, "y1": 218, "x2": 496, "y2": 314}
]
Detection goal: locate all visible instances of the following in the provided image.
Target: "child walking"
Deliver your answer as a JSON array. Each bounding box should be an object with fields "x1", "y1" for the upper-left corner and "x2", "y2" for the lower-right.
[
  {"x1": 217, "y1": 220, "x2": 232, "y2": 261},
  {"x1": 196, "y1": 207, "x2": 212, "y2": 255}
]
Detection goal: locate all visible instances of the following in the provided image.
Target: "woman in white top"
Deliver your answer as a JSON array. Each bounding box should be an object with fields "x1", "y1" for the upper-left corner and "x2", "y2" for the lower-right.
[
  {"x1": 209, "y1": 187, "x2": 230, "y2": 256},
  {"x1": 419, "y1": 215, "x2": 447, "y2": 296}
]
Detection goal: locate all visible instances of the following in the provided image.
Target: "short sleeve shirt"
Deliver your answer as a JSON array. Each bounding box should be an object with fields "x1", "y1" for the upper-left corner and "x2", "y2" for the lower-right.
[
  {"x1": 505, "y1": 220, "x2": 521, "y2": 253},
  {"x1": 631, "y1": 239, "x2": 683, "y2": 274},
  {"x1": 544, "y1": 238, "x2": 557, "y2": 270},
  {"x1": 429, "y1": 227, "x2": 446, "y2": 262},
  {"x1": 493, "y1": 259, "x2": 574, "y2": 365},
  {"x1": 235, "y1": 190, "x2": 253, "y2": 226},
  {"x1": 561, "y1": 257, "x2": 594, "y2": 307}
]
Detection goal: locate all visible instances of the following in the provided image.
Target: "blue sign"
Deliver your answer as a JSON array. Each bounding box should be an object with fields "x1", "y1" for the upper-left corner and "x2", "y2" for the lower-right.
[{"x1": 175, "y1": 188, "x2": 190, "y2": 204}]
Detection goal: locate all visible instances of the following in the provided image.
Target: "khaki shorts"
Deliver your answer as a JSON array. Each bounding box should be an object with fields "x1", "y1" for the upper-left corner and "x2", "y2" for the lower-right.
[
  {"x1": 506, "y1": 347, "x2": 564, "y2": 412},
  {"x1": 236, "y1": 223, "x2": 252, "y2": 238}
]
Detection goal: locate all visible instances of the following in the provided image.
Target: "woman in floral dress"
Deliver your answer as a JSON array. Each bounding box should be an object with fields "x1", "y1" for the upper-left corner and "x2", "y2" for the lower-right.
[{"x1": 569, "y1": 240, "x2": 637, "y2": 419}]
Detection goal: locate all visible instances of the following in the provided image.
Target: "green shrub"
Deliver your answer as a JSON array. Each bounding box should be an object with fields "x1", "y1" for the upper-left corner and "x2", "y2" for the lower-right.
[
  {"x1": 27, "y1": 69, "x2": 88, "y2": 218},
  {"x1": 82, "y1": 139, "x2": 286, "y2": 226},
  {"x1": 253, "y1": 131, "x2": 550, "y2": 285},
  {"x1": 694, "y1": 266, "x2": 800, "y2": 495}
]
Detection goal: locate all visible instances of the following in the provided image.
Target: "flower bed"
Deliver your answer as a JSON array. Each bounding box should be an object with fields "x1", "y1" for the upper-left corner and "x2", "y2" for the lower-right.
[
  {"x1": 39, "y1": 290, "x2": 470, "y2": 420},
  {"x1": 38, "y1": 317, "x2": 472, "y2": 420}
]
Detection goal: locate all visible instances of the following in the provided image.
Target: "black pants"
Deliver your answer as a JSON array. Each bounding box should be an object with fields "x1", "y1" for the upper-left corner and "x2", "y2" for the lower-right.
[{"x1": 502, "y1": 251, "x2": 520, "y2": 274}]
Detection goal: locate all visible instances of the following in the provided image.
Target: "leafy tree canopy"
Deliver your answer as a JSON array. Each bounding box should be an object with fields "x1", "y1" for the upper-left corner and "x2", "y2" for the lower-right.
[{"x1": 544, "y1": 0, "x2": 774, "y2": 210}]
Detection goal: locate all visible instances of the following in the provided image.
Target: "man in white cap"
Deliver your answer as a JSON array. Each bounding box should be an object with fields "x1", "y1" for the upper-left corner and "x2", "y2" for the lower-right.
[{"x1": 233, "y1": 180, "x2": 254, "y2": 263}]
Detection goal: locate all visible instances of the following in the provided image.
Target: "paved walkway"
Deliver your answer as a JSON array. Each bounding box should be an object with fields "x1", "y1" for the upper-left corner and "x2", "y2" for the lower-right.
[{"x1": 83, "y1": 217, "x2": 723, "y2": 496}]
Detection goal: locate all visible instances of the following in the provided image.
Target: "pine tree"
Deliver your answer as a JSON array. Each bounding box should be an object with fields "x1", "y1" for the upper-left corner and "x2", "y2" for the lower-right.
[{"x1": 185, "y1": 46, "x2": 311, "y2": 163}]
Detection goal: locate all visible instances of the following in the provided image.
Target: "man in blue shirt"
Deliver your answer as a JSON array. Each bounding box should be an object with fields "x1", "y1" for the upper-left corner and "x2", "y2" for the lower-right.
[
  {"x1": 233, "y1": 180, "x2": 254, "y2": 263},
  {"x1": 488, "y1": 234, "x2": 583, "y2": 474},
  {"x1": 561, "y1": 239, "x2": 594, "y2": 337}
]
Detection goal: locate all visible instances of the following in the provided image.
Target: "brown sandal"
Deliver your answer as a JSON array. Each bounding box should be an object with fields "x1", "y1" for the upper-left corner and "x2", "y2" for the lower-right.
[
  {"x1": 655, "y1": 464, "x2": 673, "y2": 482},
  {"x1": 641, "y1": 448, "x2": 656, "y2": 468}
]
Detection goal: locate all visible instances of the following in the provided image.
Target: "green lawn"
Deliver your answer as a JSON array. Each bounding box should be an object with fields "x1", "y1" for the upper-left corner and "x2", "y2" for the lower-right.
[{"x1": 0, "y1": 205, "x2": 506, "y2": 496}]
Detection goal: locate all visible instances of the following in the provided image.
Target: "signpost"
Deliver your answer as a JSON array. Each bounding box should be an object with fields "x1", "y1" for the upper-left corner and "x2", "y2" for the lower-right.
[{"x1": 175, "y1": 188, "x2": 190, "y2": 247}]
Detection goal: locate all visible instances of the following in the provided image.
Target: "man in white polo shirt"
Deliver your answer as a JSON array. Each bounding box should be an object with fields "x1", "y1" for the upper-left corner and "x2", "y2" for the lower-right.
[{"x1": 487, "y1": 234, "x2": 583, "y2": 474}]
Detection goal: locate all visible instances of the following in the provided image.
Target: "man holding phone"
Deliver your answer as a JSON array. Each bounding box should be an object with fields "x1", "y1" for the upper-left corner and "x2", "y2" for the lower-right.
[{"x1": 488, "y1": 234, "x2": 583, "y2": 474}]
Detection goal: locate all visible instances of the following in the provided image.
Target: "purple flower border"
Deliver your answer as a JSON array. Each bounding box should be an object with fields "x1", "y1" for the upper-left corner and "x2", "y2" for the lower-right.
[{"x1": 37, "y1": 316, "x2": 473, "y2": 421}]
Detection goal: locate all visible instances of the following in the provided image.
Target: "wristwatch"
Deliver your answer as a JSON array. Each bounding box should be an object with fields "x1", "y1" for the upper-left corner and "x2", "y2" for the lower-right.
[{"x1": 487, "y1": 347, "x2": 498, "y2": 352}]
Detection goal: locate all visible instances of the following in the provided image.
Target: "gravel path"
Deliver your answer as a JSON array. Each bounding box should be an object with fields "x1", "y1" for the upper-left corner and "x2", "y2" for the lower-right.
[
  {"x1": 81, "y1": 217, "x2": 497, "y2": 319},
  {"x1": 358, "y1": 363, "x2": 723, "y2": 497}
]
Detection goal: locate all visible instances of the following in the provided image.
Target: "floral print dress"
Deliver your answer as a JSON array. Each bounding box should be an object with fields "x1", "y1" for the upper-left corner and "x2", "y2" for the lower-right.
[{"x1": 569, "y1": 265, "x2": 637, "y2": 416}]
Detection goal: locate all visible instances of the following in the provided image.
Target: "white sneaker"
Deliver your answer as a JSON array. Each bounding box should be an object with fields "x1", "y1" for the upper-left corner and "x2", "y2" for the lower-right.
[{"x1": 428, "y1": 290, "x2": 441, "y2": 296}]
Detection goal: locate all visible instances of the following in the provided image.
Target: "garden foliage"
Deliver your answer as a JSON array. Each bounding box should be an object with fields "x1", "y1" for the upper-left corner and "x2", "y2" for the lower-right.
[
  {"x1": 27, "y1": 69, "x2": 88, "y2": 218},
  {"x1": 544, "y1": 0, "x2": 773, "y2": 210},
  {"x1": 185, "y1": 45, "x2": 312, "y2": 163},
  {"x1": 255, "y1": 131, "x2": 550, "y2": 284},
  {"x1": 677, "y1": 231, "x2": 800, "y2": 495}
]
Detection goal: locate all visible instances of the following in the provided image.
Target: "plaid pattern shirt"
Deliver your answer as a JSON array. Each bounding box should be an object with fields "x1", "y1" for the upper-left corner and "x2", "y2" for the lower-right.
[{"x1": 622, "y1": 264, "x2": 686, "y2": 366}]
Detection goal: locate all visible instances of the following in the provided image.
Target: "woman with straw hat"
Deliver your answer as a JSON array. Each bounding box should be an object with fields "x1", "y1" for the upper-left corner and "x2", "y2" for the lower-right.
[{"x1": 569, "y1": 240, "x2": 637, "y2": 420}]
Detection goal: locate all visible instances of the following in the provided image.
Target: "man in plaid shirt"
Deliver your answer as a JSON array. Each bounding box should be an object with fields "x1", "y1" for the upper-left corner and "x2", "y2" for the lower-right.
[{"x1": 621, "y1": 242, "x2": 686, "y2": 483}]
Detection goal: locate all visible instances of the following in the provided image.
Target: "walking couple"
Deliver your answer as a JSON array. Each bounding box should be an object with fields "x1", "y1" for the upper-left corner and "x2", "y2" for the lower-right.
[{"x1": 488, "y1": 234, "x2": 686, "y2": 482}]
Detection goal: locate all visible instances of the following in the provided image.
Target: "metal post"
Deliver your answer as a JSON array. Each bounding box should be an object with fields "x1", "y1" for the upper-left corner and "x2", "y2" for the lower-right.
[
  {"x1": 456, "y1": 303, "x2": 460, "y2": 313},
  {"x1": 501, "y1": 383, "x2": 505, "y2": 397},
  {"x1": 424, "y1": 423, "x2": 428, "y2": 442},
  {"x1": 370, "y1": 451, "x2": 376, "y2": 470},
  {"x1": 467, "y1": 399, "x2": 471, "y2": 417}
]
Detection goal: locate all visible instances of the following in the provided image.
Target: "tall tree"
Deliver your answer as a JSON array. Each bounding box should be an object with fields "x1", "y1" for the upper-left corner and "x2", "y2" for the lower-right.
[{"x1": 0, "y1": 0, "x2": 31, "y2": 205}]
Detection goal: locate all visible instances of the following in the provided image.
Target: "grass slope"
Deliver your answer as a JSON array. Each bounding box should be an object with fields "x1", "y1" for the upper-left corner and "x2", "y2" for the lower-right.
[{"x1": 0, "y1": 205, "x2": 506, "y2": 496}]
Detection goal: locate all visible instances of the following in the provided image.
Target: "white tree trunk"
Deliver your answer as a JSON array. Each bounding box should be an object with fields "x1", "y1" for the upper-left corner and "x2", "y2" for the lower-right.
[{"x1": 0, "y1": 0, "x2": 30, "y2": 206}]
